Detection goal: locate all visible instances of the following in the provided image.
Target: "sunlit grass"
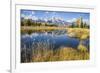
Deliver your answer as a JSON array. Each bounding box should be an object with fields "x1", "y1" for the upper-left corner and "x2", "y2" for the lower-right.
[
  {"x1": 77, "y1": 44, "x2": 88, "y2": 52},
  {"x1": 67, "y1": 28, "x2": 89, "y2": 40},
  {"x1": 21, "y1": 26, "x2": 89, "y2": 40},
  {"x1": 21, "y1": 26, "x2": 68, "y2": 31},
  {"x1": 21, "y1": 27, "x2": 89, "y2": 40},
  {"x1": 31, "y1": 47, "x2": 89, "y2": 62}
]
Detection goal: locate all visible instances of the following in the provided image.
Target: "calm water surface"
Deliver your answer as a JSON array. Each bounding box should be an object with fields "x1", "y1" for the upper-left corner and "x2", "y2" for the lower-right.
[{"x1": 21, "y1": 30, "x2": 89, "y2": 50}]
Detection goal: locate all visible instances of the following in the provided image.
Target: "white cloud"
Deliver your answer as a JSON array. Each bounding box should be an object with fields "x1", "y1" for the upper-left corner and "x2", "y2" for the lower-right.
[
  {"x1": 21, "y1": 12, "x2": 37, "y2": 20},
  {"x1": 21, "y1": 13, "x2": 32, "y2": 19},
  {"x1": 54, "y1": 17, "x2": 64, "y2": 21},
  {"x1": 67, "y1": 18, "x2": 90, "y2": 25},
  {"x1": 45, "y1": 11, "x2": 49, "y2": 14},
  {"x1": 24, "y1": 15, "x2": 32, "y2": 19},
  {"x1": 31, "y1": 11, "x2": 35, "y2": 15},
  {"x1": 32, "y1": 16, "x2": 38, "y2": 20},
  {"x1": 44, "y1": 18, "x2": 48, "y2": 22},
  {"x1": 67, "y1": 18, "x2": 77, "y2": 22},
  {"x1": 21, "y1": 14, "x2": 26, "y2": 18},
  {"x1": 21, "y1": 10, "x2": 35, "y2": 19}
]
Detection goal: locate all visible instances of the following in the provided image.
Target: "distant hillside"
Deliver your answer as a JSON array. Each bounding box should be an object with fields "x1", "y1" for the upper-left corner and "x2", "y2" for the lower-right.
[{"x1": 21, "y1": 17, "x2": 72, "y2": 27}]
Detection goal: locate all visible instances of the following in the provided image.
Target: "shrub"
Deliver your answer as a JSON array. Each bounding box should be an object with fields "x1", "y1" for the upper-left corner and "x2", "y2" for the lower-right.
[{"x1": 77, "y1": 44, "x2": 88, "y2": 52}]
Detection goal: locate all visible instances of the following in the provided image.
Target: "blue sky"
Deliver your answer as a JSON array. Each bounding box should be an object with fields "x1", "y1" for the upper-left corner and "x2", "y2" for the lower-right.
[{"x1": 21, "y1": 9, "x2": 90, "y2": 23}]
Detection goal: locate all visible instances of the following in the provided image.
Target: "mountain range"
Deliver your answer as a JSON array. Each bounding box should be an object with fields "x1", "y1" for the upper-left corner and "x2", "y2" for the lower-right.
[{"x1": 21, "y1": 16, "x2": 72, "y2": 26}]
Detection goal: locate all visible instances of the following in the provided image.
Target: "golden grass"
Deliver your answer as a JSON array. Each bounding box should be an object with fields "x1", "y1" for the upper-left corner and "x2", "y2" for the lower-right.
[
  {"x1": 21, "y1": 26, "x2": 89, "y2": 40},
  {"x1": 32, "y1": 47, "x2": 89, "y2": 62},
  {"x1": 21, "y1": 26, "x2": 68, "y2": 31},
  {"x1": 78, "y1": 44, "x2": 88, "y2": 52},
  {"x1": 67, "y1": 28, "x2": 89, "y2": 40},
  {"x1": 21, "y1": 26, "x2": 68, "y2": 34}
]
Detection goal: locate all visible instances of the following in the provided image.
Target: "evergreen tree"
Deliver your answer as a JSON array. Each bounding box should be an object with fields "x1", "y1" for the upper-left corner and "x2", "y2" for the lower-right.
[{"x1": 27, "y1": 19, "x2": 32, "y2": 26}]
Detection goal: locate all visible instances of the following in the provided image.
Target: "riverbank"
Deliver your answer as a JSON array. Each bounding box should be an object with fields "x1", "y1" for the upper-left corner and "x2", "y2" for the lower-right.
[
  {"x1": 21, "y1": 26, "x2": 89, "y2": 39},
  {"x1": 67, "y1": 28, "x2": 89, "y2": 40}
]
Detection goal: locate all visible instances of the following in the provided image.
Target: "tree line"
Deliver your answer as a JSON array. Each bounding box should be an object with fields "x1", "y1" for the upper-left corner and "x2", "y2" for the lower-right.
[
  {"x1": 70, "y1": 17, "x2": 89, "y2": 28},
  {"x1": 21, "y1": 19, "x2": 58, "y2": 27}
]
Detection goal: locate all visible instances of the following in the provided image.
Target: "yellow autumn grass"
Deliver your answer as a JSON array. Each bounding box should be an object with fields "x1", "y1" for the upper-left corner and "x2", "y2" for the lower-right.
[
  {"x1": 67, "y1": 28, "x2": 89, "y2": 40},
  {"x1": 32, "y1": 47, "x2": 89, "y2": 62}
]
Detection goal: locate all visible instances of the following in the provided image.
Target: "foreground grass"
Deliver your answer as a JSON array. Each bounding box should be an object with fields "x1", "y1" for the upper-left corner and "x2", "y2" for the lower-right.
[{"x1": 31, "y1": 47, "x2": 89, "y2": 62}]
